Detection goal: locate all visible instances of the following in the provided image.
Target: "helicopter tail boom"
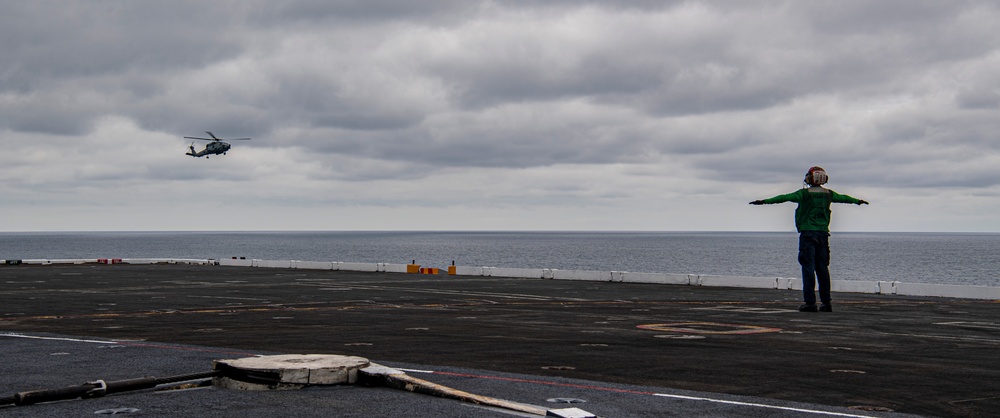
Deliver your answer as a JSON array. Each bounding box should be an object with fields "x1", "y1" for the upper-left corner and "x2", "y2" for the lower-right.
[{"x1": 186, "y1": 143, "x2": 205, "y2": 157}]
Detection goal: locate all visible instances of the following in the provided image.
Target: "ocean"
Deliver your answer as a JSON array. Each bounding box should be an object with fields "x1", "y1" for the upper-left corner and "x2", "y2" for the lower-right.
[{"x1": 1, "y1": 231, "x2": 998, "y2": 287}]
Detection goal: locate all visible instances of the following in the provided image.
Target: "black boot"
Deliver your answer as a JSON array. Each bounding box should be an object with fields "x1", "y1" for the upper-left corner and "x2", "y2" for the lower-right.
[{"x1": 798, "y1": 303, "x2": 818, "y2": 312}]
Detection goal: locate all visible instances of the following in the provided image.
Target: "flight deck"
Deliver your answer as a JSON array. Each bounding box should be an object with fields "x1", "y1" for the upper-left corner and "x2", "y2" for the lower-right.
[{"x1": 1, "y1": 262, "x2": 997, "y2": 417}]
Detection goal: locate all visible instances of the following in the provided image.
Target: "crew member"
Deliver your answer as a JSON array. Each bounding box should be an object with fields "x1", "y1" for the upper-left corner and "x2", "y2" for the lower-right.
[{"x1": 750, "y1": 166, "x2": 869, "y2": 312}]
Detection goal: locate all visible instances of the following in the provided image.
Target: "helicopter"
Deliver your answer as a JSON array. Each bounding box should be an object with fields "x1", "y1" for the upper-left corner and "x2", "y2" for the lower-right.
[{"x1": 183, "y1": 131, "x2": 251, "y2": 158}]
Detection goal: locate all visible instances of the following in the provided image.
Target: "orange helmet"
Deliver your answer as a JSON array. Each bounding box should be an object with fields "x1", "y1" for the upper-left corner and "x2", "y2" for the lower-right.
[{"x1": 805, "y1": 166, "x2": 828, "y2": 186}]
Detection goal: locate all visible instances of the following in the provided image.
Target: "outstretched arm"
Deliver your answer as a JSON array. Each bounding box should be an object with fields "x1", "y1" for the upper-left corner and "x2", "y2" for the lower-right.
[
  {"x1": 831, "y1": 190, "x2": 869, "y2": 205},
  {"x1": 750, "y1": 190, "x2": 802, "y2": 205}
]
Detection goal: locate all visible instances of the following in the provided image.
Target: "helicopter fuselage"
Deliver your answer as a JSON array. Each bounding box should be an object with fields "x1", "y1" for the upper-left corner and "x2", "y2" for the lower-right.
[{"x1": 187, "y1": 141, "x2": 231, "y2": 158}]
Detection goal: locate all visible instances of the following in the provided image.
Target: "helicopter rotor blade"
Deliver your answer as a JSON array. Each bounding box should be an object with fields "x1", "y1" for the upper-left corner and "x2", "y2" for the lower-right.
[{"x1": 183, "y1": 133, "x2": 250, "y2": 141}]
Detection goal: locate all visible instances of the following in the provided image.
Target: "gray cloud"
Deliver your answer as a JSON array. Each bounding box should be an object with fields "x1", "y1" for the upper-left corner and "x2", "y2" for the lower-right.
[{"x1": 1, "y1": 1, "x2": 999, "y2": 231}]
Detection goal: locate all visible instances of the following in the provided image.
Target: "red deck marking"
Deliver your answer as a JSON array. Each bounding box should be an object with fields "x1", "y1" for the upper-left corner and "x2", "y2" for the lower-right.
[{"x1": 637, "y1": 322, "x2": 782, "y2": 335}]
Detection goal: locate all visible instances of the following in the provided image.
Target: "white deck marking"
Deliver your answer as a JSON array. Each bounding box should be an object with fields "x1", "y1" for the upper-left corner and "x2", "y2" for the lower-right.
[
  {"x1": 653, "y1": 393, "x2": 877, "y2": 417},
  {"x1": 0, "y1": 332, "x2": 118, "y2": 344}
]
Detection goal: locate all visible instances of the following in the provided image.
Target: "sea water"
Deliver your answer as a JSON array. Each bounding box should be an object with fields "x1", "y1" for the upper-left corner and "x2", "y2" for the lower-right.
[{"x1": 1, "y1": 231, "x2": 997, "y2": 287}]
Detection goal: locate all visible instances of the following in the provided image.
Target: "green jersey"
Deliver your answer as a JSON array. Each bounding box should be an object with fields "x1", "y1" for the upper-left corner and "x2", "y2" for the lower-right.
[{"x1": 762, "y1": 187, "x2": 863, "y2": 232}]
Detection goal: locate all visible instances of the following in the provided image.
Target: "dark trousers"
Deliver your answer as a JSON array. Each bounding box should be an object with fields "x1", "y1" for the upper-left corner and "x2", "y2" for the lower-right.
[{"x1": 798, "y1": 231, "x2": 831, "y2": 305}]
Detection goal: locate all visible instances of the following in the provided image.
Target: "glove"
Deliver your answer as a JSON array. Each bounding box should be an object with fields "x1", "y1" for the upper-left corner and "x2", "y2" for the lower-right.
[
  {"x1": 749, "y1": 200, "x2": 765, "y2": 205},
  {"x1": 856, "y1": 200, "x2": 869, "y2": 205}
]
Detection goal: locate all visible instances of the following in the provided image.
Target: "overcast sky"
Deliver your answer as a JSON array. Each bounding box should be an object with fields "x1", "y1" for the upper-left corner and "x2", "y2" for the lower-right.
[{"x1": 2, "y1": 1, "x2": 998, "y2": 232}]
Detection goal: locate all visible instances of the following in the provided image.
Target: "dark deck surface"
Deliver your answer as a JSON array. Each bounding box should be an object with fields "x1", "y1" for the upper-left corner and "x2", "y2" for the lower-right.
[{"x1": 2, "y1": 264, "x2": 998, "y2": 417}]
